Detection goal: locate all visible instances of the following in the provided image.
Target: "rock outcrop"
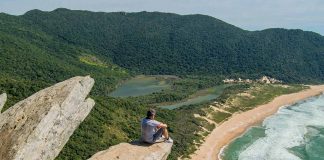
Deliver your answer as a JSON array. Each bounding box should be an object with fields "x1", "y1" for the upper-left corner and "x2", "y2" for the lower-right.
[
  {"x1": 0, "y1": 76, "x2": 95, "y2": 160},
  {"x1": 89, "y1": 141, "x2": 173, "y2": 160},
  {"x1": 0, "y1": 93, "x2": 7, "y2": 112}
]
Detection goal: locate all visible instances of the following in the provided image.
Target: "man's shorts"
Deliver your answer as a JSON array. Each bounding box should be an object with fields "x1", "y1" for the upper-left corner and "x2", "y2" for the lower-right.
[{"x1": 152, "y1": 128, "x2": 164, "y2": 143}]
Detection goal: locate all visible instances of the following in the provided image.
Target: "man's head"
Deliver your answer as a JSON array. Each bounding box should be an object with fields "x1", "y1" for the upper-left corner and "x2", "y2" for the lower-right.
[{"x1": 146, "y1": 109, "x2": 156, "y2": 119}]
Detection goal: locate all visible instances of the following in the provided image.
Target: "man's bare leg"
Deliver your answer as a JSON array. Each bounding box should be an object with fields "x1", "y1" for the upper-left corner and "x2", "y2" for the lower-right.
[{"x1": 162, "y1": 128, "x2": 169, "y2": 139}]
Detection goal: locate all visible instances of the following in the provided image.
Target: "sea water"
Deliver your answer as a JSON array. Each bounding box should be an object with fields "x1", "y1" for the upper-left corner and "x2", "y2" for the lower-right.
[{"x1": 221, "y1": 94, "x2": 324, "y2": 160}]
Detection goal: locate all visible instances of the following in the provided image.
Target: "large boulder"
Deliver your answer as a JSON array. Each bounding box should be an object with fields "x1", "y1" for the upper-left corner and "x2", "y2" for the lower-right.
[
  {"x1": 89, "y1": 141, "x2": 173, "y2": 160},
  {"x1": 0, "y1": 76, "x2": 95, "y2": 160},
  {"x1": 0, "y1": 93, "x2": 7, "y2": 112}
]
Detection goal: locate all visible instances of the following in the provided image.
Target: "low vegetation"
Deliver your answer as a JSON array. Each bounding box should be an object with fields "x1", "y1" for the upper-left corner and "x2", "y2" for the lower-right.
[
  {"x1": 55, "y1": 82, "x2": 307, "y2": 160},
  {"x1": 215, "y1": 84, "x2": 307, "y2": 114},
  {"x1": 79, "y1": 54, "x2": 108, "y2": 68}
]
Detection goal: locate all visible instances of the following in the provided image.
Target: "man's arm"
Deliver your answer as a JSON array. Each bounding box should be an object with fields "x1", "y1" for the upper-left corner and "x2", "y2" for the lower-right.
[{"x1": 157, "y1": 122, "x2": 167, "y2": 129}]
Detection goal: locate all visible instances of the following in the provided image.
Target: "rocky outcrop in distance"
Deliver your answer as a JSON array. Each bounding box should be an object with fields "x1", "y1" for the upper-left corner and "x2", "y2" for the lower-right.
[
  {"x1": 0, "y1": 93, "x2": 7, "y2": 112},
  {"x1": 89, "y1": 141, "x2": 173, "y2": 160},
  {"x1": 0, "y1": 76, "x2": 95, "y2": 160}
]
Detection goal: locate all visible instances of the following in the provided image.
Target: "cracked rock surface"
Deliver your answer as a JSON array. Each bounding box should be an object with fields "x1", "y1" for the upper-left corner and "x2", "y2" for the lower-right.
[{"x1": 0, "y1": 76, "x2": 95, "y2": 160}]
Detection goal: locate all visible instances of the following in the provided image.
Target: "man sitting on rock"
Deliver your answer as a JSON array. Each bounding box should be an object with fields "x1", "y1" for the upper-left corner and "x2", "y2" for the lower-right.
[{"x1": 141, "y1": 109, "x2": 173, "y2": 143}]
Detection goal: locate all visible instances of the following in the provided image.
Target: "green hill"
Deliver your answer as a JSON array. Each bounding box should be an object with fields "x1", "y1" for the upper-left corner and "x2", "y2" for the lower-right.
[
  {"x1": 0, "y1": 8, "x2": 324, "y2": 159},
  {"x1": 20, "y1": 8, "x2": 324, "y2": 83},
  {"x1": 0, "y1": 12, "x2": 128, "y2": 108}
]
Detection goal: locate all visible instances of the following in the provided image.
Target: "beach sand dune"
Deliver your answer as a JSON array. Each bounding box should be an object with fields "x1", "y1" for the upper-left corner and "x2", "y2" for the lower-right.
[{"x1": 190, "y1": 85, "x2": 324, "y2": 160}]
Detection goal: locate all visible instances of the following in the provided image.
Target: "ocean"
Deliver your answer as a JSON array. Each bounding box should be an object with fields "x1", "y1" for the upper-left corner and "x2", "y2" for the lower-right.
[{"x1": 221, "y1": 94, "x2": 324, "y2": 160}]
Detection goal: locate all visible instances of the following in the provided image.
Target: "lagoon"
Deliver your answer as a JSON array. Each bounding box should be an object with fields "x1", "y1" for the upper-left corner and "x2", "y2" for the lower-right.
[
  {"x1": 158, "y1": 85, "x2": 229, "y2": 110},
  {"x1": 109, "y1": 76, "x2": 172, "y2": 97}
]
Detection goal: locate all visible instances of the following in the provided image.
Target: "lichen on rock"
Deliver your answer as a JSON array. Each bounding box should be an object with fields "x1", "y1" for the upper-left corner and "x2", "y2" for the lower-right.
[{"x1": 0, "y1": 76, "x2": 95, "y2": 160}]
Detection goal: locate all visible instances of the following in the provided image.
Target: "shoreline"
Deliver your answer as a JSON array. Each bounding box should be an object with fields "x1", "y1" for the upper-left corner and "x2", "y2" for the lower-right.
[
  {"x1": 190, "y1": 85, "x2": 324, "y2": 160},
  {"x1": 216, "y1": 103, "x2": 289, "y2": 160},
  {"x1": 218, "y1": 145, "x2": 227, "y2": 160}
]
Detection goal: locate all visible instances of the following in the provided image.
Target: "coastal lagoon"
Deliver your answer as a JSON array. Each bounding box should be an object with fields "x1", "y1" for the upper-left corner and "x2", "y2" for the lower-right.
[
  {"x1": 109, "y1": 76, "x2": 172, "y2": 97},
  {"x1": 159, "y1": 85, "x2": 229, "y2": 110},
  {"x1": 221, "y1": 94, "x2": 324, "y2": 160}
]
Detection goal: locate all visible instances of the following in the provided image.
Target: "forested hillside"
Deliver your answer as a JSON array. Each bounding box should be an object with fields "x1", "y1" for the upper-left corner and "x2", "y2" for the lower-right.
[
  {"x1": 0, "y1": 12, "x2": 129, "y2": 109},
  {"x1": 20, "y1": 8, "x2": 324, "y2": 83},
  {"x1": 1, "y1": 8, "x2": 324, "y2": 159}
]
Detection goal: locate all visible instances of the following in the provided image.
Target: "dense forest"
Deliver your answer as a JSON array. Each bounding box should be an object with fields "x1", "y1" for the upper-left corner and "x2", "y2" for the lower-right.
[
  {"x1": 20, "y1": 8, "x2": 324, "y2": 83},
  {"x1": 0, "y1": 8, "x2": 324, "y2": 159},
  {"x1": 1, "y1": 8, "x2": 324, "y2": 83}
]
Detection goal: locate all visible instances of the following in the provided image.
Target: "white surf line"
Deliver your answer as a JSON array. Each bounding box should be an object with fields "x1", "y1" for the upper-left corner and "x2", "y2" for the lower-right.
[
  {"x1": 190, "y1": 85, "x2": 324, "y2": 160},
  {"x1": 217, "y1": 145, "x2": 227, "y2": 160}
]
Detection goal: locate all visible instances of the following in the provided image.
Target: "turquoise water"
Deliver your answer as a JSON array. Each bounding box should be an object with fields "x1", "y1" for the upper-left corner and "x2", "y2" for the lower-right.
[
  {"x1": 109, "y1": 76, "x2": 170, "y2": 97},
  {"x1": 159, "y1": 85, "x2": 228, "y2": 110},
  {"x1": 221, "y1": 94, "x2": 324, "y2": 160}
]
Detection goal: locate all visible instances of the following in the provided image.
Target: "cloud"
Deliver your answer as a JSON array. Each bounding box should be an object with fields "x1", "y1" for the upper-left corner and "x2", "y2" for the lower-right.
[{"x1": 0, "y1": 0, "x2": 323, "y2": 35}]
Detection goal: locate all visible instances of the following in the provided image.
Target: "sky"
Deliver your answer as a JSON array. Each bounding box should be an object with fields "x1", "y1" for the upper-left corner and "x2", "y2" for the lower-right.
[{"x1": 0, "y1": 0, "x2": 324, "y2": 35}]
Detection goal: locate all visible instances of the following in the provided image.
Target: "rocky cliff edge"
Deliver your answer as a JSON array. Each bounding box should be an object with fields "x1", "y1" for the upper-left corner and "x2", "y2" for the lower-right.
[
  {"x1": 89, "y1": 141, "x2": 173, "y2": 160},
  {"x1": 0, "y1": 76, "x2": 95, "y2": 160}
]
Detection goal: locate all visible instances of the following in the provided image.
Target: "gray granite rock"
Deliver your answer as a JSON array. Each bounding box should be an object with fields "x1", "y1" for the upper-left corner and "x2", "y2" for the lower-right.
[
  {"x1": 0, "y1": 76, "x2": 95, "y2": 160},
  {"x1": 89, "y1": 141, "x2": 173, "y2": 160}
]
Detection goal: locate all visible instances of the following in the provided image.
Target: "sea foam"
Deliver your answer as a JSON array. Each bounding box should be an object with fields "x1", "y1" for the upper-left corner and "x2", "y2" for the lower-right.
[{"x1": 223, "y1": 94, "x2": 324, "y2": 160}]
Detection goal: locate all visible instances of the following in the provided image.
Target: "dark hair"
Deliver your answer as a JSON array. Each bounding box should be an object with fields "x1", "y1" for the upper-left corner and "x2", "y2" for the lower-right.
[{"x1": 146, "y1": 109, "x2": 156, "y2": 118}]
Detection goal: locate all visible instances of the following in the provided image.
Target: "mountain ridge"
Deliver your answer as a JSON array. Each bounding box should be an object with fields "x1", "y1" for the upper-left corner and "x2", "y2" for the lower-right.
[
  {"x1": 15, "y1": 8, "x2": 324, "y2": 83},
  {"x1": 1, "y1": 8, "x2": 324, "y2": 160}
]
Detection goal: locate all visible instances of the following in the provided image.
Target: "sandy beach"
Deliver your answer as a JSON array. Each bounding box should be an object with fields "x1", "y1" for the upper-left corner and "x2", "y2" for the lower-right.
[{"x1": 190, "y1": 85, "x2": 324, "y2": 160}]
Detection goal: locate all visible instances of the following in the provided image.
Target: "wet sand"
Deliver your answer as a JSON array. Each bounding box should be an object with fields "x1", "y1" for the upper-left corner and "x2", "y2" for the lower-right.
[{"x1": 190, "y1": 85, "x2": 324, "y2": 160}]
